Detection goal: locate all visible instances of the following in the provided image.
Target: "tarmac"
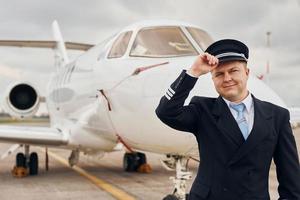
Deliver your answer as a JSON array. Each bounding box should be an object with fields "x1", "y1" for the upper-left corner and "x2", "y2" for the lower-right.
[{"x1": 0, "y1": 122, "x2": 299, "y2": 200}]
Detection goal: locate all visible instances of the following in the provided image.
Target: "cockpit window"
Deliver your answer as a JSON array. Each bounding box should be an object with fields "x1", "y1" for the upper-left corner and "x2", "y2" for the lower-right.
[
  {"x1": 108, "y1": 31, "x2": 132, "y2": 58},
  {"x1": 130, "y1": 27, "x2": 198, "y2": 58},
  {"x1": 186, "y1": 27, "x2": 214, "y2": 51}
]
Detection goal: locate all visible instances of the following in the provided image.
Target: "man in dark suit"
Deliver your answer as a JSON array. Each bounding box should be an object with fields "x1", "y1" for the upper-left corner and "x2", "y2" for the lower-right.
[{"x1": 156, "y1": 39, "x2": 300, "y2": 200}]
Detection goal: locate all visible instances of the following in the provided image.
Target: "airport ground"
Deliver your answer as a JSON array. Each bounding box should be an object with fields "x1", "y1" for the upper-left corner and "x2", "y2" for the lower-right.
[{"x1": 0, "y1": 119, "x2": 299, "y2": 200}]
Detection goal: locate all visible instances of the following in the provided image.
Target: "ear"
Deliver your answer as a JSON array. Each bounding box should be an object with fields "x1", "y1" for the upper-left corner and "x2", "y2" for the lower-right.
[{"x1": 245, "y1": 67, "x2": 250, "y2": 76}]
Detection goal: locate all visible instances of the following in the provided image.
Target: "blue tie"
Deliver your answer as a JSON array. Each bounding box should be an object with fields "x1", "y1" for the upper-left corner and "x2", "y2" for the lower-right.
[{"x1": 230, "y1": 103, "x2": 249, "y2": 140}]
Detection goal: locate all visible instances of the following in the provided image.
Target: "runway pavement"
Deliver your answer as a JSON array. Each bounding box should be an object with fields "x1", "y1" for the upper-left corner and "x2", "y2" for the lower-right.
[{"x1": 0, "y1": 124, "x2": 299, "y2": 200}]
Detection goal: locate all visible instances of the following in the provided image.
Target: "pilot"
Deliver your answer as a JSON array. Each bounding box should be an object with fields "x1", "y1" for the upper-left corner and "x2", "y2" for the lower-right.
[{"x1": 156, "y1": 39, "x2": 300, "y2": 200}]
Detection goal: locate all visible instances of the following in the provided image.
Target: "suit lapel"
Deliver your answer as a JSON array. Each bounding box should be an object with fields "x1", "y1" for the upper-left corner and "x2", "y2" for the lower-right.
[
  {"x1": 212, "y1": 96, "x2": 245, "y2": 147},
  {"x1": 228, "y1": 95, "x2": 273, "y2": 166}
]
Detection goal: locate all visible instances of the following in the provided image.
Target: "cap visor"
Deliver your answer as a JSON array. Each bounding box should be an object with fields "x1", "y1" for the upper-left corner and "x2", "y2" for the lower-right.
[{"x1": 218, "y1": 56, "x2": 247, "y2": 64}]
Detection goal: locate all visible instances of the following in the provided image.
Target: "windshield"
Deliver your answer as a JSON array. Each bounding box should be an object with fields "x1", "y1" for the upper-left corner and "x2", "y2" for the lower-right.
[
  {"x1": 130, "y1": 27, "x2": 198, "y2": 58},
  {"x1": 186, "y1": 27, "x2": 214, "y2": 51},
  {"x1": 108, "y1": 31, "x2": 132, "y2": 58}
]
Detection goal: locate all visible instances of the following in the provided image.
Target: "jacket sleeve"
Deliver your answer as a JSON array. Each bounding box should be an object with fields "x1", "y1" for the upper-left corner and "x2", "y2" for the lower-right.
[
  {"x1": 273, "y1": 109, "x2": 300, "y2": 200},
  {"x1": 155, "y1": 70, "x2": 200, "y2": 133}
]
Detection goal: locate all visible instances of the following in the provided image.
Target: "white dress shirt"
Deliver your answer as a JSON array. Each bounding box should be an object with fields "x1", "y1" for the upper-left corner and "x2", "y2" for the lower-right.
[
  {"x1": 185, "y1": 71, "x2": 254, "y2": 134},
  {"x1": 223, "y1": 93, "x2": 254, "y2": 134}
]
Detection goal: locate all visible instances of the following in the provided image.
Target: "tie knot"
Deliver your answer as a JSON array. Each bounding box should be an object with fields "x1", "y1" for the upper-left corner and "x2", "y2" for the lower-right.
[{"x1": 230, "y1": 103, "x2": 245, "y2": 113}]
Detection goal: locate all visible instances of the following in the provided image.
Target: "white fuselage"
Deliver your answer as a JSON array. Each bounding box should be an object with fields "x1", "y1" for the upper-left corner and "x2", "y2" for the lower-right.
[
  {"x1": 45, "y1": 21, "x2": 287, "y2": 157},
  {"x1": 46, "y1": 50, "x2": 286, "y2": 157}
]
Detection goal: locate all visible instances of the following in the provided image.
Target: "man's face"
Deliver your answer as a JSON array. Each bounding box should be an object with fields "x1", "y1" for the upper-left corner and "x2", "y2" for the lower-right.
[{"x1": 211, "y1": 61, "x2": 249, "y2": 102}]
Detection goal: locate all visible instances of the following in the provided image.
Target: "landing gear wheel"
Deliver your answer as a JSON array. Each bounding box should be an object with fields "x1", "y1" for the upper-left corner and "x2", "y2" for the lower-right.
[
  {"x1": 162, "y1": 193, "x2": 189, "y2": 200},
  {"x1": 185, "y1": 193, "x2": 189, "y2": 199},
  {"x1": 16, "y1": 153, "x2": 26, "y2": 167},
  {"x1": 12, "y1": 146, "x2": 40, "y2": 177},
  {"x1": 123, "y1": 152, "x2": 149, "y2": 172},
  {"x1": 123, "y1": 153, "x2": 138, "y2": 172},
  {"x1": 13, "y1": 153, "x2": 28, "y2": 177},
  {"x1": 163, "y1": 194, "x2": 179, "y2": 200},
  {"x1": 136, "y1": 152, "x2": 146, "y2": 166},
  {"x1": 29, "y1": 152, "x2": 39, "y2": 175}
]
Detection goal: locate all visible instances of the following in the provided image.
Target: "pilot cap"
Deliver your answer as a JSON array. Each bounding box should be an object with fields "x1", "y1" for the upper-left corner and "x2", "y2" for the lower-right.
[{"x1": 205, "y1": 39, "x2": 249, "y2": 63}]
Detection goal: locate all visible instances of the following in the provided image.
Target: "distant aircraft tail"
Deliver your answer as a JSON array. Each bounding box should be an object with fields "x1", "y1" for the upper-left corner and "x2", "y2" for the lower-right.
[
  {"x1": 0, "y1": 22, "x2": 93, "y2": 69},
  {"x1": 52, "y1": 20, "x2": 69, "y2": 68}
]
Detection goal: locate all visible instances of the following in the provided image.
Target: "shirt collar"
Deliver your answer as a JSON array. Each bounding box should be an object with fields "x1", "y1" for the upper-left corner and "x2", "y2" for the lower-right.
[{"x1": 222, "y1": 92, "x2": 253, "y2": 113}]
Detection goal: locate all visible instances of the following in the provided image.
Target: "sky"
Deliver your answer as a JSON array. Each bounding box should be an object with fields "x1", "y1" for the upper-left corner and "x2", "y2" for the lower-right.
[{"x1": 0, "y1": 0, "x2": 300, "y2": 107}]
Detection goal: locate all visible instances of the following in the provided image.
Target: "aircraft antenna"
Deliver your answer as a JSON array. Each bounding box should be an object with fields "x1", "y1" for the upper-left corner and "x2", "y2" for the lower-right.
[{"x1": 265, "y1": 31, "x2": 271, "y2": 84}]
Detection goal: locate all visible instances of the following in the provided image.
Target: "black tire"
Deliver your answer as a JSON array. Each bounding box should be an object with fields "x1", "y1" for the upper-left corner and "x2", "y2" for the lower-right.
[
  {"x1": 123, "y1": 153, "x2": 137, "y2": 172},
  {"x1": 162, "y1": 194, "x2": 179, "y2": 200},
  {"x1": 136, "y1": 152, "x2": 146, "y2": 166},
  {"x1": 185, "y1": 193, "x2": 189, "y2": 200},
  {"x1": 29, "y1": 152, "x2": 38, "y2": 175},
  {"x1": 16, "y1": 153, "x2": 26, "y2": 167}
]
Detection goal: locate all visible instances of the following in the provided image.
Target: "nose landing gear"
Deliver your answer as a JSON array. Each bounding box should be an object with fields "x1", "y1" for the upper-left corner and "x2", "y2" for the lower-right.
[{"x1": 161, "y1": 155, "x2": 192, "y2": 200}]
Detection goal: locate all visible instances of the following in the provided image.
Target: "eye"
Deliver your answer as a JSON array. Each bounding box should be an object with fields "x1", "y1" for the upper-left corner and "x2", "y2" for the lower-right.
[
  {"x1": 214, "y1": 73, "x2": 222, "y2": 77},
  {"x1": 231, "y1": 69, "x2": 239, "y2": 73}
]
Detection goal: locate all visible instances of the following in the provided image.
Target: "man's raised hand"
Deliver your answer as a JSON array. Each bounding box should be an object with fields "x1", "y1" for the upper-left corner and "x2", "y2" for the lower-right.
[{"x1": 188, "y1": 53, "x2": 219, "y2": 77}]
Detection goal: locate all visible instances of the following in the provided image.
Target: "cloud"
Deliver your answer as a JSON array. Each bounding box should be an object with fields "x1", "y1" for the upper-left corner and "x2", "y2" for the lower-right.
[{"x1": 0, "y1": 0, "x2": 299, "y2": 106}]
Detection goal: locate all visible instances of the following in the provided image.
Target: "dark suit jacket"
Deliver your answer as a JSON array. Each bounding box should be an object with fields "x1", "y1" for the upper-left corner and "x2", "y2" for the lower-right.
[{"x1": 156, "y1": 70, "x2": 300, "y2": 200}]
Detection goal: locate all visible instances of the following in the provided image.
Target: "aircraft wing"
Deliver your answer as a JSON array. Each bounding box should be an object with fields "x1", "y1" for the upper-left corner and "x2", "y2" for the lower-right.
[
  {"x1": 0, "y1": 40, "x2": 93, "y2": 51},
  {"x1": 0, "y1": 125, "x2": 68, "y2": 146}
]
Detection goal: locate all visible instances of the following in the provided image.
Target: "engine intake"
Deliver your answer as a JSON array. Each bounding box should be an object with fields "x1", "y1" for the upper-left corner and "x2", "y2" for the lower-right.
[
  {"x1": 2, "y1": 82, "x2": 41, "y2": 119},
  {"x1": 9, "y1": 84, "x2": 38, "y2": 110}
]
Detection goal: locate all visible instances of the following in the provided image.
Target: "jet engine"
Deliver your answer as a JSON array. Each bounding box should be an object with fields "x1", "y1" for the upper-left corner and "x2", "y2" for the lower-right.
[{"x1": 2, "y1": 82, "x2": 42, "y2": 119}]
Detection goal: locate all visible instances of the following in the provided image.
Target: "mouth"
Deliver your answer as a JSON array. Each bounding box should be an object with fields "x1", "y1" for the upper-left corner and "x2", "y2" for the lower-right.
[{"x1": 223, "y1": 84, "x2": 237, "y2": 89}]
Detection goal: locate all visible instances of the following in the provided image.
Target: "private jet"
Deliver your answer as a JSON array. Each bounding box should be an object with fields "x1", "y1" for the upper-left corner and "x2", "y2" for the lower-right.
[{"x1": 0, "y1": 20, "x2": 299, "y2": 200}]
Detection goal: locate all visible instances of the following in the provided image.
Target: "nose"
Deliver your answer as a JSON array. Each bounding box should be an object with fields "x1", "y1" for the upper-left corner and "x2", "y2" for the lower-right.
[{"x1": 223, "y1": 72, "x2": 232, "y2": 82}]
